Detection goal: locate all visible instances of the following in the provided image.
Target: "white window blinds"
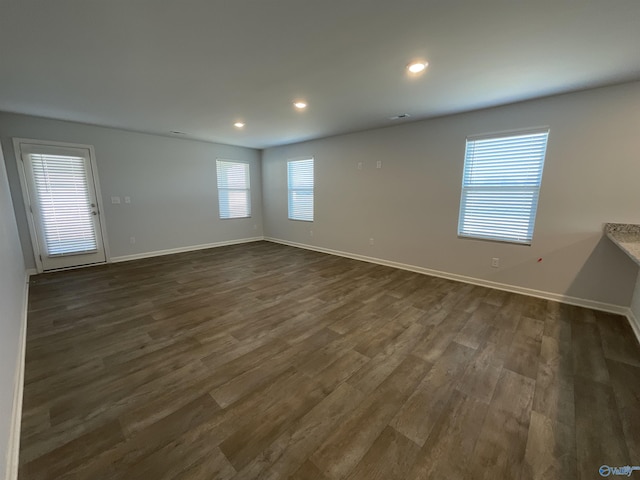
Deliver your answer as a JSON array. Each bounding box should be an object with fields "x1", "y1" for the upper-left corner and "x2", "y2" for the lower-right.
[
  {"x1": 287, "y1": 158, "x2": 314, "y2": 221},
  {"x1": 458, "y1": 129, "x2": 549, "y2": 245},
  {"x1": 30, "y1": 154, "x2": 98, "y2": 256},
  {"x1": 216, "y1": 160, "x2": 251, "y2": 219}
]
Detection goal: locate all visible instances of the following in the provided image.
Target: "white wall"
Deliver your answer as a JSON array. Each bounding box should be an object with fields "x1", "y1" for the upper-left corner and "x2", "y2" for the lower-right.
[
  {"x1": 0, "y1": 113, "x2": 263, "y2": 270},
  {"x1": 263, "y1": 81, "x2": 640, "y2": 307},
  {"x1": 0, "y1": 141, "x2": 27, "y2": 479}
]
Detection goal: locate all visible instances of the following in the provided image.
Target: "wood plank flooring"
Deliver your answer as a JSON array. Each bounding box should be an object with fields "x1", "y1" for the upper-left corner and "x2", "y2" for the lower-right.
[{"x1": 19, "y1": 241, "x2": 640, "y2": 480}]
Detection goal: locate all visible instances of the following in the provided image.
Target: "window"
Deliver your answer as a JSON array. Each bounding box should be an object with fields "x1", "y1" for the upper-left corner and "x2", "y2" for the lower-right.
[
  {"x1": 458, "y1": 129, "x2": 549, "y2": 245},
  {"x1": 216, "y1": 160, "x2": 250, "y2": 219},
  {"x1": 31, "y1": 153, "x2": 98, "y2": 255},
  {"x1": 287, "y1": 158, "x2": 314, "y2": 221}
]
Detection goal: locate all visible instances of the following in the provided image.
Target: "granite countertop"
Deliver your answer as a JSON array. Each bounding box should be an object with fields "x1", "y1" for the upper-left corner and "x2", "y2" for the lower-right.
[{"x1": 605, "y1": 223, "x2": 640, "y2": 266}]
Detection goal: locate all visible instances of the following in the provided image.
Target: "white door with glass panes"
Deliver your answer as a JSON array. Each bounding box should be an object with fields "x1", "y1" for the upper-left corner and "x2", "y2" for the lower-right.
[{"x1": 16, "y1": 141, "x2": 107, "y2": 271}]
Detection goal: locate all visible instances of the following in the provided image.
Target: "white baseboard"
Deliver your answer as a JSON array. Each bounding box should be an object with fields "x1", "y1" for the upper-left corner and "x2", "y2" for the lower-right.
[
  {"x1": 5, "y1": 273, "x2": 29, "y2": 480},
  {"x1": 110, "y1": 237, "x2": 265, "y2": 263},
  {"x1": 264, "y1": 237, "x2": 631, "y2": 318},
  {"x1": 25, "y1": 268, "x2": 36, "y2": 277},
  {"x1": 625, "y1": 308, "x2": 640, "y2": 345}
]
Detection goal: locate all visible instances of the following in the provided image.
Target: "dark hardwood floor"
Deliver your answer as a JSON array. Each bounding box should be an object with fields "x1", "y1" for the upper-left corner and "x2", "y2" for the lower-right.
[{"x1": 18, "y1": 241, "x2": 640, "y2": 479}]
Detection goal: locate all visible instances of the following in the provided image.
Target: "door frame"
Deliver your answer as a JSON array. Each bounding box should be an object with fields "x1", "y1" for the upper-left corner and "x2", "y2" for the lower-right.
[{"x1": 13, "y1": 138, "x2": 111, "y2": 273}]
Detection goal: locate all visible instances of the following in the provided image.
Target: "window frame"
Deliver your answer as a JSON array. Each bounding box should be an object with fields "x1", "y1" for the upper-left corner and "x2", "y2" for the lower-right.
[
  {"x1": 287, "y1": 157, "x2": 314, "y2": 222},
  {"x1": 457, "y1": 128, "x2": 550, "y2": 246},
  {"x1": 216, "y1": 159, "x2": 251, "y2": 220}
]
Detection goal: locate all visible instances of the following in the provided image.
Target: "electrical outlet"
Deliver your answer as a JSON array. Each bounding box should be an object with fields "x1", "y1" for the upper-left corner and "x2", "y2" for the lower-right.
[
  {"x1": 124, "y1": 196, "x2": 131, "y2": 204},
  {"x1": 376, "y1": 160, "x2": 382, "y2": 169},
  {"x1": 111, "y1": 196, "x2": 121, "y2": 204},
  {"x1": 130, "y1": 236, "x2": 136, "y2": 244},
  {"x1": 310, "y1": 230, "x2": 314, "y2": 237},
  {"x1": 491, "y1": 257, "x2": 499, "y2": 268},
  {"x1": 357, "y1": 162, "x2": 363, "y2": 170},
  {"x1": 369, "y1": 238, "x2": 374, "y2": 245}
]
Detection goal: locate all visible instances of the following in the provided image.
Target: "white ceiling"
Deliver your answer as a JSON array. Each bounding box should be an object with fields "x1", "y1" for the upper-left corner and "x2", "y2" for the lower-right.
[{"x1": 1, "y1": 1, "x2": 639, "y2": 149}]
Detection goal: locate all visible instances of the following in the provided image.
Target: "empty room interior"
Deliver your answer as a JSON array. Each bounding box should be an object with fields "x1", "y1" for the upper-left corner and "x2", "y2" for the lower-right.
[{"x1": 2, "y1": 1, "x2": 640, "y2": 479}]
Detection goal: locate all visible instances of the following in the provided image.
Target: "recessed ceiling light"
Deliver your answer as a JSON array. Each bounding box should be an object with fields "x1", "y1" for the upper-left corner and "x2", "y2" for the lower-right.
[
  {"x1": 293, "y1": 101, "x2": 307, "y2": 110},
  {"x1": 407, "y1": 61, "x2": 428, "y2": 74},
  {"x1": 170, "y1": 131, "x2": 186, "y2": 135},
  {"x1": 389, "y1": 113, "x2": 411, "y2": 120},
  {"x1": 234, "y1": 122, "x2": 245, "y2": 128}
]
